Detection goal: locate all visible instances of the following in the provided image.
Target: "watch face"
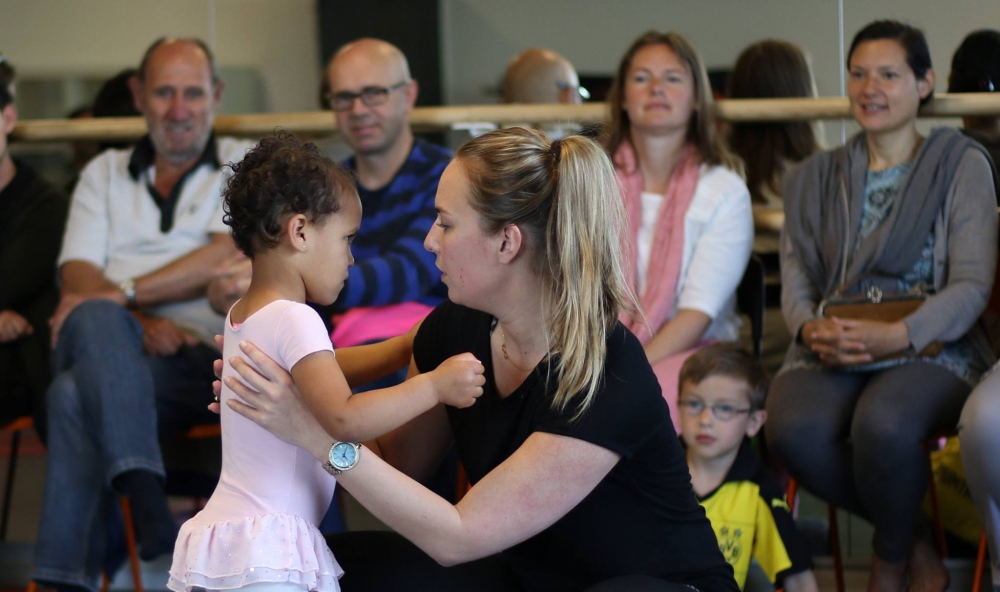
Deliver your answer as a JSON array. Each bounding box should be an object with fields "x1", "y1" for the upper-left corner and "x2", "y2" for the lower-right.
[{"x1": 331, "y1": 442, "x2": 357, "y2": 469}]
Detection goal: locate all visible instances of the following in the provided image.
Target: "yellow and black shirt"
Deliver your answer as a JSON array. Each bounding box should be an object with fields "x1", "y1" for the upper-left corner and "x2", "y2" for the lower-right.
[{"x1": 694, "y1": 438, "x2": 813, "y2": 590}]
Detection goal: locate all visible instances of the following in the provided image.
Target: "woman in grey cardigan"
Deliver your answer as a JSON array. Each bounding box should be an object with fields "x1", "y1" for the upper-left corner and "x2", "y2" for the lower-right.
[{"x1": 766, "y1": 21, "x2": 997, "y2": 592}]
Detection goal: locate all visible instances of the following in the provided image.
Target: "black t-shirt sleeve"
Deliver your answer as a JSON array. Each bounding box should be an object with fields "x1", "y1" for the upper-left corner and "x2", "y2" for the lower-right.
[
  {"x1": 532, "y1": 323, "x2": 673, "y2": 459},
  {"x1": 413, "y1": 300, "x2": 486, "y2": 375},
  {"x1": 412, "y1": 301, "x2": 450, "y2": 374}
]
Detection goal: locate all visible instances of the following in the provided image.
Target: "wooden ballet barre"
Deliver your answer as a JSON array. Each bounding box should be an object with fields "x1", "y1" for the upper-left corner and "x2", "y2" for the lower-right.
[
  {"x1": 716, "y1": 93, "x2": 1000, "y2": 121},
  {"x1": 10, "y1": 93, "x2": 1000, "y2": 143}
]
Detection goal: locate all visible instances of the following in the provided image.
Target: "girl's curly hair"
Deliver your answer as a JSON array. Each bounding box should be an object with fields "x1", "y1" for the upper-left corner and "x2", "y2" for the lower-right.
[{"x1": 224, "y1": 131, "x2": 356, "y2": 258}]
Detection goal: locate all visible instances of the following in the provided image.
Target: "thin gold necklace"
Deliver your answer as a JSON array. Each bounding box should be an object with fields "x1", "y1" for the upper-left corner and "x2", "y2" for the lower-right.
[{"x1": 500, "y1": 326, "x2": 533, "y2": 381}]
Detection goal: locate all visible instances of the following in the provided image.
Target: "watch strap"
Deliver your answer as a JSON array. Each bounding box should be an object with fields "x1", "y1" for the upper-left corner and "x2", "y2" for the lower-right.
[
  {"x1": 322, "y1": 458, "x2": 341, "y2": 476},
  {"x1": 118, "y1": 278, "x2": 137, "y2": 308}
]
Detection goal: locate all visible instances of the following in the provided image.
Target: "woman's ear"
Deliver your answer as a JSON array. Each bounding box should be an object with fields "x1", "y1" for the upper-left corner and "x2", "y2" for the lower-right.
[
  {"x1": 918, "y1": 68, "x2": 937, "y2": 100},
  {"x1": 497, "y1": 224, "x2": 524, "y2": 264},
  {"x1": 285, "y1": 214, "x2": 309, "y2": 252}
]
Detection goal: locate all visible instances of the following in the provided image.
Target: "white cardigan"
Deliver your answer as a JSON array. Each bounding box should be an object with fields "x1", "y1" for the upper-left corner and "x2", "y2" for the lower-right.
[{"x1": 640, "y1": 164, "x2": 754, "y2": 342}]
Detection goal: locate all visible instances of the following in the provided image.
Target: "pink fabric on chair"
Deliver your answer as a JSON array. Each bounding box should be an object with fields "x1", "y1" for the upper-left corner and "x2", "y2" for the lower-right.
[{"x1": 330, "y1": 302, "x2": 433, "y2": 348}]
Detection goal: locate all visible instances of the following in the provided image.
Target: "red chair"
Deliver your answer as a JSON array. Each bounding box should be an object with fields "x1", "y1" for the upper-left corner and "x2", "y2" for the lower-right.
[
  {"x1": 973, "y1": 532, "x2": 989, "y2": 592},
  {"x1": 1, "y1": 417, "x2": 37, "y2": 592},
  {"x1": 114, "y1": 422, "x2": 222, "y2": 592},
  {"x1": 0, "y1": 416, "x2": 35, "y2": 542},
  {"x1": 785, "y1": 430, "x2": 985, "y2": 592}
]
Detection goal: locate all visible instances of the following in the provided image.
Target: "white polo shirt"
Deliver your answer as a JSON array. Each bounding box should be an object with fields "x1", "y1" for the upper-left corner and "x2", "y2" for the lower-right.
[{"x1": 57, "y1": 135, "x2": 254, "y2": 342}]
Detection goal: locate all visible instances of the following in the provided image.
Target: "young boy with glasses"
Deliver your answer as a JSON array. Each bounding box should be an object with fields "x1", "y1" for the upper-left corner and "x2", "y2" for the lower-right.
[{"x1": 678, "y1": 343, "x2": 818, "y2": 592}]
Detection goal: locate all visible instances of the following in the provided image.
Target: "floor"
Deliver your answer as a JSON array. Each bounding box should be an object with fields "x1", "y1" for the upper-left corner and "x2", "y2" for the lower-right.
[{"x1": 0, "y1": 433, "x2": 988, "y2": 591}]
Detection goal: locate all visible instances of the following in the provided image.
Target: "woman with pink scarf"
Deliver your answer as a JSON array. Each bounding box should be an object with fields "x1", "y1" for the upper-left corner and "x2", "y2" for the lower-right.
[{"x1": 606, "y1": 31, "x2": 754, "y2": 430}]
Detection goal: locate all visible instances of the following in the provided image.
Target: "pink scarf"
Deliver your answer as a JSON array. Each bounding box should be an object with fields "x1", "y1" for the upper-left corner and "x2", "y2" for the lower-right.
[{"x1": 615, "y1": 141, "x2": 701, "y2": 344}]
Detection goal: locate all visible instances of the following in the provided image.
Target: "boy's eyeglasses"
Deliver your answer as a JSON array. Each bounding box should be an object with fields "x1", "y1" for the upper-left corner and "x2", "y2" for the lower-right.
[
  {"x1": 325, "y1": 80, "x2": 409, "y2": 112},
  {"x1": 678, "y1": 398, "x2": 753, "y2": 421}
]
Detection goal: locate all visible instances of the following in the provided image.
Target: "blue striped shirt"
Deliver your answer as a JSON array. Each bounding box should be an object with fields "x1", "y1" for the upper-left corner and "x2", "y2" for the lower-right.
[{"x1": 328, "y1": 138, "x2": 451, "y2": 311}]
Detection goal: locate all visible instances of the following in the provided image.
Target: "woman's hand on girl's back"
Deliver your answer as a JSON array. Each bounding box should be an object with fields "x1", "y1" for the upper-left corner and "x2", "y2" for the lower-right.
[
  {"x1": 223, "y1": 340, "x2": 326, "y2": 451},
  {"x1": 429, "y1": 353, "x2": 486, "y2": 408}
]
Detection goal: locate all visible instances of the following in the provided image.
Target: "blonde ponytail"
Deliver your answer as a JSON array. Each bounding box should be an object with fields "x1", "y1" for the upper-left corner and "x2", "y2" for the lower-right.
[{"x1": 457, "y1": 127, "x2": 636, "y2": 418}]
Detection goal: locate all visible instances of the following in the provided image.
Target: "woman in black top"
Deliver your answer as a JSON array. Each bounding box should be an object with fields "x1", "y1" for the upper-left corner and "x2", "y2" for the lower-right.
[{"x1": 220, "y1": 127, "x2": 737, "y2": 591}]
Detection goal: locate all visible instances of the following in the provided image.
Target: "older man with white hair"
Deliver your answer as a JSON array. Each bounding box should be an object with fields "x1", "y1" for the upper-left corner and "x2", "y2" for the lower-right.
[{"x1": 33, "y1": 37, "x2": 253, "y2": 590}]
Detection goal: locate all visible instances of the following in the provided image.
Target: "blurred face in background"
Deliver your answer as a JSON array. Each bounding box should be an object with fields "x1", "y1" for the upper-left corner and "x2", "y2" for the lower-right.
[
  {"x1": 131, "y1": 40, "x2": 222, "y2": 165},
  {"x1": 0, "y1": 62, "x2": 16, "y2": 169},
  {"x1": 0, "y1": 101, "x2": 15, "y2": 166},
  {"x1": 326, "y1": 40, "x2": 417, "y2": 157},
  {"x1": 622, "y1": 43, "x2": 696, "y2": 139},
  {"x1": 848, "y1": 39, "x2": 934, "y2": 135}
]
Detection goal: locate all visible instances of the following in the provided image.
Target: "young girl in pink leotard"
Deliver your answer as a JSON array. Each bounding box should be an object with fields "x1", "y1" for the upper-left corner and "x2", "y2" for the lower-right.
[{"x1": 168, "y1": 133, "x2": 485, "y2": 592}]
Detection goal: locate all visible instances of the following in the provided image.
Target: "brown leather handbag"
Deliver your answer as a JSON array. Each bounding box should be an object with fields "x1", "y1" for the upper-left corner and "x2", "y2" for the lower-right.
[{"x1": 817, "y1": 283, "x2": 944, "y2": 360}]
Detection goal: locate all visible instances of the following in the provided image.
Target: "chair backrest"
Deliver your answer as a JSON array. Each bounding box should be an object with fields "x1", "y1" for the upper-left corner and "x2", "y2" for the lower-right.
[{"x1": 736, "y1": 254, "x2": 766, "y2": 360}]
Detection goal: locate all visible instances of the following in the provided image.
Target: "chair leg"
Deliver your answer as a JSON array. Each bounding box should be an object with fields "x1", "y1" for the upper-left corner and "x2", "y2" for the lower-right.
[
  {"x1": 26, "y1": 580, "x2": 37, "y2": 592},
  {"x1": 786, "y1": 479, "x2": 798, "y2": 519},
  {"x1": 1, "y1": 430, "x2": 22, "y2": 540},
  {"x1": 973, "y1": 532, "x2": 988, "y2": 592},
  {"x1": 118, "y1": 497, "x2": 144, "y2": 592},
  {"x1": 829, "y1": 503, "x2": 845, "y2": 592},
  {"x1": 100, "y1": 571, "x2": 111, "y2": 592}
]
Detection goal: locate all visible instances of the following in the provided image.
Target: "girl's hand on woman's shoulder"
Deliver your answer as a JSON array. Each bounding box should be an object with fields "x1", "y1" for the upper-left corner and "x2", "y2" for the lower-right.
[{"x1": 429, "y1": 353, "x2": 486, "y2": 408}]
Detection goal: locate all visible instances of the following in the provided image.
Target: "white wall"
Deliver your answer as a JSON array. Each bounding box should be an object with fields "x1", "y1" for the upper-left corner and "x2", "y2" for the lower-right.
[
  {"x1": 440, "y1": 0, "x2": 1000, "y2": 110},
  {"x1": 2, "y1": 0, "x2": 998, "y2": 120},
  {"x1": 0, "y1": 0, "x2": 321, "y2": 113}
]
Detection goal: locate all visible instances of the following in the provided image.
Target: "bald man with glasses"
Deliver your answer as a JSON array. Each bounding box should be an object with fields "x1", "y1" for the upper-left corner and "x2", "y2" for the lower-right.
[
  {"x1": 317, "y1": 37, "x2": 450, "y2": 344},
  {"x1": 317, "y1": 39, "x2": 450, "y2": 366}
]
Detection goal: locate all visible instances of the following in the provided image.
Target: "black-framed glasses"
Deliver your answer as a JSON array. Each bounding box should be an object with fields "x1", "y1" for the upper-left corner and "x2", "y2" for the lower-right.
[
  {"x1": 556, "y1": 81, "x2": 591, "y2": 100},
  {"x1": 326, "y1": 80, "x2": 410, "y2": 111},
  {"x1": 677, "y1": 398, "x2": 753, "y2": 421}
]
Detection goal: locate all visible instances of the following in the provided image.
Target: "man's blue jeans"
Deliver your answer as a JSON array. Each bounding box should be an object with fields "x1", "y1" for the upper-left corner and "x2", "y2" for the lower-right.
[{"x1": 32, "y1": 300, "x2": 218, "y2": 591}]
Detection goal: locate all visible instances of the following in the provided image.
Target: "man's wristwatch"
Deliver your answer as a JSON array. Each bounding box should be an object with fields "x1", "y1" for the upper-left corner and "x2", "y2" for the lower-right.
[
  {"x1": 323, "y1": 441, "x2": 362, "y2": 475},
  {"x1": 118, "y1": 278, "x2": 137, "y2": 308}
]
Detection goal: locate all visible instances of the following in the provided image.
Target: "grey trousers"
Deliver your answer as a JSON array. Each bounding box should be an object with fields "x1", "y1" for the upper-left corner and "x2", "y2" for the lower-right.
[
  {"x1": 960, "y1": 365, "x2": 1000, "y2": 583},
  {"x1": 766, "y1": 362, "x2": 970, "y2": 561}
]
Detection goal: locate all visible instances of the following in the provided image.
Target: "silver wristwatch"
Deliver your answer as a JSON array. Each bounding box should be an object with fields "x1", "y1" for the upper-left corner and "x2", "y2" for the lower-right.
[
  {"x1": 323, "y1": 441, "x2": 361, "y2": 475},
  {"x1": 118, "y1": 278, "x2": 137, "y2": 308}
]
